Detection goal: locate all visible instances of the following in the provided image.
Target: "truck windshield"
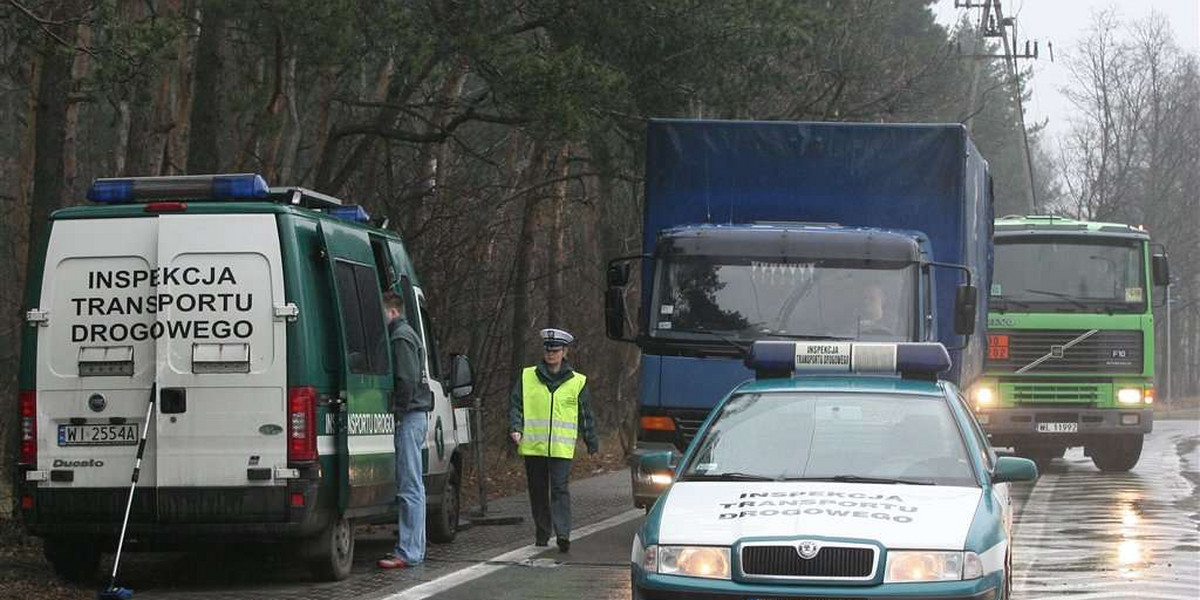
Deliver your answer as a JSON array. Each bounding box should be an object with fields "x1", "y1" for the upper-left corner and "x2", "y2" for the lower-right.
[
  {"x1": 651, "y1": 257, "x2": 916, "y2": 342},
  {"x1": 993, "y1": 238, "x2": 1146, "y2": 313},
  {"x1": 680, "y1": 392, "x2": 977, "y2": 487}
]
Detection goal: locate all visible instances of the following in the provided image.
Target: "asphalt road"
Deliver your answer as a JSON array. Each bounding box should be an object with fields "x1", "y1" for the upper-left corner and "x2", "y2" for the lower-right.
[{"x1": 125, "y1": 419, "x2": 1199, "y2": 599}]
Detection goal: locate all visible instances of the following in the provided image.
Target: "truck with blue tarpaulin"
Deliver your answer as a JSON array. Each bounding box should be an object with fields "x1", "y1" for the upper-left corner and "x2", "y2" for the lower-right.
[{"x1": 603, "y1": 119, "x2": 994, "y2": 508}]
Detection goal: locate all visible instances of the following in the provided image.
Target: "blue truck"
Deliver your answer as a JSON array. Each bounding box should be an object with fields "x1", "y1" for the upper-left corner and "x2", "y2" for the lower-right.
[{"x1": 604, "y1": 119, "x2": 995, "y2": 508}]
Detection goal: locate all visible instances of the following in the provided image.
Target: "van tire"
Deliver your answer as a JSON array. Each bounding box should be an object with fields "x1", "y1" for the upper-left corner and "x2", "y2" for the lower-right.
[
  {"x1": 43, "y1": 538, "x2": 100, "y2": 583},
  {"x1": 306, "y1": 515, "x2": 355, "y2": 581},
  {"x1": 428, "y1": 461, "x2": 460, "y2": 543}
]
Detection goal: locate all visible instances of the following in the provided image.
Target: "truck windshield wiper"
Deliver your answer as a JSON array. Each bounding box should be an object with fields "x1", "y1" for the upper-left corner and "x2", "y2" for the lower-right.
[
  {"x1": 781, "y1": 474, "x2": 935, "y2": 486},
  {"x1": 1022, "y1": 289, "x2": 1089, "y2": 310},
  {"x1": 992, "y1": 296, "x2": 1033, "y2": 312},
  {"x1": 680, "y1": 471, "x2": 778, "y2": 482},
  {"x1": 759, "y1": 333, "x2": 856, "y2": 341},
  {"x1": 686, "y1": 329, "x2": 751, "y2": 357}
]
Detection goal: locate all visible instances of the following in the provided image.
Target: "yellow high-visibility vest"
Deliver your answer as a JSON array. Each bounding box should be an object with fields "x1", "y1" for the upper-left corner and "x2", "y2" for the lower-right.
[{"x1": 518, "y1": 367, "x2": 587, "y2": 459}]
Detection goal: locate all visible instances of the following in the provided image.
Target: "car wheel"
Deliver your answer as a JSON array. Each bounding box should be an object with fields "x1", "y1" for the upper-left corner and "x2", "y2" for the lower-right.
[
  {"x1": 44, "y1": 537, "x2": 101, "y2": 583},
  {"x1": 428, "y1": 460, "x2": 460, "y2": 543},
  {"x1": 306, "y1": 514, "x2": 355, "y2": 581}
]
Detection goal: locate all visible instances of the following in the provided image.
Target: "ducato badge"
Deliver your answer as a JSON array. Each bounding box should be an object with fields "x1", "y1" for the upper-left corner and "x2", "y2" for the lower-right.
[
  {"x1": 88, "y1": 393, "x2": 106, "y2": 413},
  {"x1": 796, "y1": 540, "x2": 821, "y2": 560}
]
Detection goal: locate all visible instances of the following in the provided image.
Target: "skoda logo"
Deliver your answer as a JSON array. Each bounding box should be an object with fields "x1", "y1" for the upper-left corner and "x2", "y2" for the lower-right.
[
  {"x1": 87, "y1": 393, "x2": 106, "y2": 413},
  {"x1": 796, "y1": 540, "x2": 821, "y2": 560}
]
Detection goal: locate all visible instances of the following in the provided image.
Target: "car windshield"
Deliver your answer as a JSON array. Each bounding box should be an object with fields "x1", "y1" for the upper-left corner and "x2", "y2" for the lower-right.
[
  {"x1": 680, "y1": 391, "x2": 978, "y2": 487},
  {"x1": 651, "y1": 256, "x2": 916, "y2": 342},
  {"x1": 992, "y1": 237, "x2": 1146, "y2": 312}
]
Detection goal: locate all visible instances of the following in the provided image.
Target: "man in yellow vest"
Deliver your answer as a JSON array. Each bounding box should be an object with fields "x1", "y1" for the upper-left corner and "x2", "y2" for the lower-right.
[{"x1": 509, "y1": 328, "x2": 598, "y2": 552}]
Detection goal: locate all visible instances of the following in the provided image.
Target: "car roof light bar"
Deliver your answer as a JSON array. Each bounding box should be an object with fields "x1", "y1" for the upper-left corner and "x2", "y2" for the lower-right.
[
  {"x1": 746, "y1": 341, "x2": 951, "y2": 379},
  {"x1": 87, "y1": 174, "x2": 269, "y2": 204}
]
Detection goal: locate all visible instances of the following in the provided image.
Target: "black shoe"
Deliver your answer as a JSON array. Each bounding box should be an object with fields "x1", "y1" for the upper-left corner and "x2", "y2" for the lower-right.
[
  {"x1": 557, "y1": 537, "x2": 570, "y2": 553},
  {"x1": 535, "y1": 539, "x2": 549, "y2": 547}
]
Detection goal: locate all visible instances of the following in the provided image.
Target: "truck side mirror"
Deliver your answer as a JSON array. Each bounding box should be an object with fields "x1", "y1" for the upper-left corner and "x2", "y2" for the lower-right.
[
  {"x1": 448, "y1": 354, "x2": 473, "y2": 399},
  {"x1": 607, "y1": 263, "x2": 630, "y2": 287},
  {"x1": 955, "y1": 284, "x2": 978, "y2": 336},
  {"x1": 605, "y1": 287, "x2": 627, "y2": 340},
  {"x1": 1152, "y1": 253, "x2": 1170, "y2": 287}
]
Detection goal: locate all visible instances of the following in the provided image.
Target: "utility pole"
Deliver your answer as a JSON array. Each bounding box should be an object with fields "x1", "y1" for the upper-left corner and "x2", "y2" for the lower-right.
[{"x1": 954, "y1": 0, "x2": 1044, "y2": 213}]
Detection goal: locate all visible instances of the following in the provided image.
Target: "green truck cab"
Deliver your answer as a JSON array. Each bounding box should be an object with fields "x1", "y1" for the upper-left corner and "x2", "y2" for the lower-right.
[{"x1": 969, "y1": 216, "x2": 1170, "y2": 471}]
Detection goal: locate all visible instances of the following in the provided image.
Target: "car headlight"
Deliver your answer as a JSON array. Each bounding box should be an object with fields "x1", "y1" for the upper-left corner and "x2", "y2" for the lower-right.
[
  {"x1": 651, "y1": 545, "x2": 730, "y2": 579},
  {"x1": 885, "y1": 551, "x2": 980, "y2": 582},
  {"x1": 1117, "y1": 388, "x2": 1142, "y2": 404}
]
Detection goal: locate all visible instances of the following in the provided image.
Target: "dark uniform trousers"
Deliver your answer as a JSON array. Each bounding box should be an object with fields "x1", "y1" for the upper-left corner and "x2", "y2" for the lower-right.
[{"x1": 524, "y1": 456, "x2": 572, "y2": 542}]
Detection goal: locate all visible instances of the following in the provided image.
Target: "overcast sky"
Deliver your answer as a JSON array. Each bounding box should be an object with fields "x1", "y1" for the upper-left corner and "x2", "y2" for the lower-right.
[{"x1": 930, "y1": 0, "x2": 1199, "y2": 146}]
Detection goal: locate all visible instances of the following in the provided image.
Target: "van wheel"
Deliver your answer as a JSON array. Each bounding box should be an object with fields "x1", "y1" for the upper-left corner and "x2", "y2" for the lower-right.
[
  {"x1": 43, "y1": 538, "x2": 101, "y2": 583},
  {"x1": 1090, "y1": 435, "x2": 1143, "y2": 472},
  {"x1": 428, "y1": 461, "x2": 460, "y2": 543},
  {"x1": 307, "y1": 515, "x2": 355, "y2": 581}
]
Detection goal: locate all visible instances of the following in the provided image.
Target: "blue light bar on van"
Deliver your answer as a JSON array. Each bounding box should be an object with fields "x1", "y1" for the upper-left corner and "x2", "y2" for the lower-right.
[
  {"x1": 327, "y1": 205, "x2": 370, "y2": 223},
  {"x1": 87, "y1": 174, "x2": 270, "y2": 204},
  {"x1": 746, "y1": 341, "x2": 951, "y2": 377}
]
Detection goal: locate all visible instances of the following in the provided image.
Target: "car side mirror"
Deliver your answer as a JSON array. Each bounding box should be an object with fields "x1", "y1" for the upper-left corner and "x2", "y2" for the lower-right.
[
  {"x1": 955, "y1": 284, "x2": 978, "y2": 336},
  {"x1": 1152, "y1": 253, "x2": 1170, "y2": 287},
  {"x1": 448, "y1": 354, "x2": 473, "y2": 399},
  {"x1": 992, "y1": 456, "x2": 1038, "y2": 483}
]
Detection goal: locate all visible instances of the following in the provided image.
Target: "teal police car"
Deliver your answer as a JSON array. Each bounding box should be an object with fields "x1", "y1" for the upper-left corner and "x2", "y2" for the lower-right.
[{"x1": 631, "y1": 341, "x2": 1037, "y2": 600}]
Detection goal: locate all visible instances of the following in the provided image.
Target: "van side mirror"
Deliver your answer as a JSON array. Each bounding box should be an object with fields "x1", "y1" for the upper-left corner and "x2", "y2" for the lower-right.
[
  {"x1": 1152, "y1": 253, "x2": 1170, "y2": 287},
  {"x1": 448, "y1": 354, "x2": 473, "y2": 399},
  {"x1": 955, "y1": 284, "x2": 978, "y2": 336}
]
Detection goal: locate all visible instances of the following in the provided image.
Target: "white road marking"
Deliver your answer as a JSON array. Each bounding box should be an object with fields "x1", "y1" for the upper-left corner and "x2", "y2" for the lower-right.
[{"x1": 380, "y1": 508, "x2": 644, "y2": 600}]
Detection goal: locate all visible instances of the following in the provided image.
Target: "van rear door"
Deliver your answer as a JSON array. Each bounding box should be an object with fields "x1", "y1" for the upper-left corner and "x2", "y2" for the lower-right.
[
  {"x1": 37, "y1": 217, "x2": 160, "y2": 494},
  {"x1": 152, "y1": 214, "x2": 287, "y2": 500}
]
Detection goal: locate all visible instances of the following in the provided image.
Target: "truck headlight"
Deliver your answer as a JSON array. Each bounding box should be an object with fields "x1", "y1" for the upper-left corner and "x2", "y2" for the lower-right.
[
  {"x1": 972, "y1": 386, "x2": 995, "y2": 407},
  {"x1": 1117, "y1": 388, "x2": 1142, "y2": 404},
  {"x1": 885, "y1": 551, "x2": 978, "y2": 582},
  {"x1": 657, "y1": 546, "x2": 730, "y2": 579}
]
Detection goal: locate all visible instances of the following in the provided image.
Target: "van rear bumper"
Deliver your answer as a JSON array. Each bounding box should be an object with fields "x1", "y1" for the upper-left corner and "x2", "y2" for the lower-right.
[{"x1": 20, "y1": 480, "x2": 331, "y2": 544}]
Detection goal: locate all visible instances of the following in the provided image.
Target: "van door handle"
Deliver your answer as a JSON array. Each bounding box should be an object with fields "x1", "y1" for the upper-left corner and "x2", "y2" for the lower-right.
[{"x1": 160, "y1": 388, "x2": 187, "y2": 414}]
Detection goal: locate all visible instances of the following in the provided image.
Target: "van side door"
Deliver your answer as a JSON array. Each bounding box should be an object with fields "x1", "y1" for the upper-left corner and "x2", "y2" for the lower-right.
[{"x1": 319, "y1": 222, "x2": 395, "y2": 511}]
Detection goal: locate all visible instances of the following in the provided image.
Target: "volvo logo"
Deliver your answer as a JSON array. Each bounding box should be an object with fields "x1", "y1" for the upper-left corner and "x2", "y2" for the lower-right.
[
  {"x1": 796, "y1": 540, "x2": 821, "y2": 560},
  {"x1": 87, "y1": 393, "x2": 106, "y2": 413}
]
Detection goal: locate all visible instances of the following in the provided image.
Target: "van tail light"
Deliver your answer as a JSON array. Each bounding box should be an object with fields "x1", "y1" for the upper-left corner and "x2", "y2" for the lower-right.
[
  {"x1": 287, "y1": 386, "x2": 317, "y2": 464},
  {"x1": 19, "y1": 390, "x2": 36, "y2": 466}
]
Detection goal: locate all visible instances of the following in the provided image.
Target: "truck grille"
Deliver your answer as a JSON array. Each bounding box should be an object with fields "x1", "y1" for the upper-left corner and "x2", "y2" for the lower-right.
[
  {"x1": 1010, "y1": 383, "x2": 1104, "y2": 403},
  {"x1": 741, "y1": 544, "x2": 876, "y2": 579},
  {"x1": 987, "y1": 329, "x2": 1142, "y2": 374},
  {"x1": 674, "y1": 413, "x2": 708, "y2": 448}
]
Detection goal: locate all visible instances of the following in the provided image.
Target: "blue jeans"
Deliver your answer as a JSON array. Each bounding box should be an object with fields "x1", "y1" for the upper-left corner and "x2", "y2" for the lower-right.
[{"x1": 394, "y1": 410, "x2": 428, "y2": 563}]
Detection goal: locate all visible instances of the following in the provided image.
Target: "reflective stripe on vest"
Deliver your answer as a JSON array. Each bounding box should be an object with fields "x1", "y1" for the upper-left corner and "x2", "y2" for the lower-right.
[{"x1": 518, "y1": 366, "x2": 587, "y2": 459}]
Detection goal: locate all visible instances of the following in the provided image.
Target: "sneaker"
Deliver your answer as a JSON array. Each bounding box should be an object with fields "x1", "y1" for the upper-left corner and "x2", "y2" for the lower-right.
[
  {"x1": 557, "y1": 537, "x2": 570, "y2": 553},
  {"x1": 378, "y1": 554, "x2": 410, "y2": 569}
]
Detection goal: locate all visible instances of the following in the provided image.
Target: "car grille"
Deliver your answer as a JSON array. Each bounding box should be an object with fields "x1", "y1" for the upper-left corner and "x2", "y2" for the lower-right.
[
  {"x1": 741, "y1": 544, "x2": 876, "y2": 579},
  {"x1": 987, "y1": 329, "x2": 1142, "y2": 374}
]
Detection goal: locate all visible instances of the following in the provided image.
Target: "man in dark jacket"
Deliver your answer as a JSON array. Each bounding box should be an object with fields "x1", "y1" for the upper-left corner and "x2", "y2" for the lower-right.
[
  {"x1": 379, "y1": 291, "x2": 432, "y2": 569},
  {"x1": 509, "y1": 328, "x2": 598, "y2": 552}
]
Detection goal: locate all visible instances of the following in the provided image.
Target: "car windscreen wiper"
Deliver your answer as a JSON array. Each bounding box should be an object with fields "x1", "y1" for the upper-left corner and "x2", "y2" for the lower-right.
[
  {"x1": 781, "y1": 474, "x2": 935, "y2": 486},
  {"x1": 680, "y1": 471, "x2": 778, "y2": 482},
  {"x1": 1022, "y1": 289, "x2": 1089, "y2": 310}
]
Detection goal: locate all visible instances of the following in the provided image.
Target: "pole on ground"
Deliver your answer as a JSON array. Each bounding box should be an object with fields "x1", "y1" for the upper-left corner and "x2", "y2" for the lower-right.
[{"x1": 465, "y1": 394, "x2": 523, "y2": 526}]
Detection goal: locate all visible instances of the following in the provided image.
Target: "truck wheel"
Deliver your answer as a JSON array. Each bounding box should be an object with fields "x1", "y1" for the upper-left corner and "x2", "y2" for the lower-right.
[
  {"x1": 306, "y1": 515, "x2": 355, "y2": 581},
  {"x1": 43, "y1": 538, "x2": 101, "y2": 583},
  {"x1": 1090, "y1": 435, "x2": 1143, "y2": 472},
  {"x1": 427, "y1": 460, "x2": 460, "y2": 543}
]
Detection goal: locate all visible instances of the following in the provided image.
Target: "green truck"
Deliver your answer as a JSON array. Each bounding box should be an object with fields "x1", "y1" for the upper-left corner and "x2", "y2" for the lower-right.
[{"x1": 970, "y1": 215, "x2": 1170, "y2": 472}]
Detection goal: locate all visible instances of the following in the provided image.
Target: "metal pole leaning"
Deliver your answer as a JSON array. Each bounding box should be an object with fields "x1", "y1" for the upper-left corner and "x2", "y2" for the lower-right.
[{"x1": 464, "y1": 394, "x2": 522, "y2": 526}]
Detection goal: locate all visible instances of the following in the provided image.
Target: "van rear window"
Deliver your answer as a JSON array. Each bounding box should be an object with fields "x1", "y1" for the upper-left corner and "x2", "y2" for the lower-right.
[{"x1": 333, "y1": 261, "x2": 389, "y2": 375}]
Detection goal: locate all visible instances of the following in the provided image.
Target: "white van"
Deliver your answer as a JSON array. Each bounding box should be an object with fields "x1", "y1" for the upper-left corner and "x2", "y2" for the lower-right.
[{"x1": 17, "y1": 174, "x2": 475, "y2": 581}]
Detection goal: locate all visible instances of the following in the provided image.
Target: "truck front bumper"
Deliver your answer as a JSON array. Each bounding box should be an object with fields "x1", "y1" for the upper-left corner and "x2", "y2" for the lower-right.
[{"x1": 979, "y1": 407, "x2": 1152, "y2": 447}]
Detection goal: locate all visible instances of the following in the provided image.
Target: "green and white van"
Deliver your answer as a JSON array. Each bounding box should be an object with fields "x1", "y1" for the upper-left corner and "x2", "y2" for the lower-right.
[{"x1": 16, "y1": 174, "x2": 474, "y2": 582}]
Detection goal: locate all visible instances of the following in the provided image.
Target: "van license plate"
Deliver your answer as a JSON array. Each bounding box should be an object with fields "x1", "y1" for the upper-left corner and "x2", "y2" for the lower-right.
[
  {"x1": 58, "y1": 424, "x2": 138, "y2": 446},
  {"x1": 1036, "y1": 422, "x2": 1078, "y2": 433}
]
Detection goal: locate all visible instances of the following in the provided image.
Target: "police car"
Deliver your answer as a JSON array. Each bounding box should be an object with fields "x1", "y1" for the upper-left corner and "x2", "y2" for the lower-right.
[
  {"x1": 17, "y1": 174, "x2": 475, "y2": 582},
  {"x1": 631, "y1": 341, "x2": 1037, "y2": 600}
]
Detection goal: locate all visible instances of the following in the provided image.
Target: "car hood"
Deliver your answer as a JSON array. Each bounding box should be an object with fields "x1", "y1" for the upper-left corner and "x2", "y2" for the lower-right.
[{"x1": 657, "y1": 481, "x2": 981, "y2": 550}]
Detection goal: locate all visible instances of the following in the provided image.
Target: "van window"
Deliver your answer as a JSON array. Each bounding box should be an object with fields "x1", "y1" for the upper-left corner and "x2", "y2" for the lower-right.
[
  {"x1": 418, "y1": 305, "x2": 441, "y2": 380},
  {"x1": 333, "y1": 260, "x2": 389, "y2": 375},
  {"x1": 371, "y1": 236, "x2": 397, "y2": 293}
]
